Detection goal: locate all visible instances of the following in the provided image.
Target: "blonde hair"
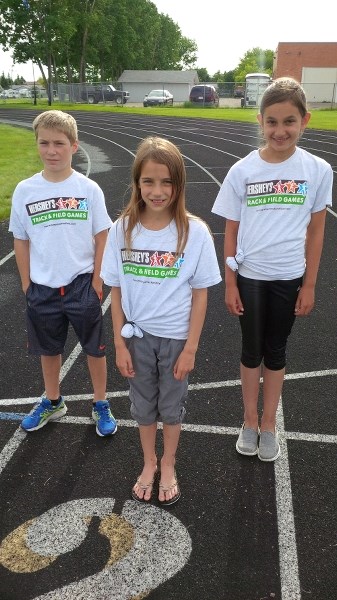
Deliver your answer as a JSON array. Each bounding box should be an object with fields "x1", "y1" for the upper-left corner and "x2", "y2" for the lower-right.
[
  {"x1": 121, "y1": 137, "x2": 192, "y2": 255},
  {"x1": 33, "y1": 110, "x2": 78, "y2": 144},
  {"x1": 260, "y1": 77, "x2": 307, "y2": 117}
]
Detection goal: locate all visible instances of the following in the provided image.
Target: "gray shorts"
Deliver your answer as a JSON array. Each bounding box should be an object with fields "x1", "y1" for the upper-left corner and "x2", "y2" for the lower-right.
[{"x1": 126, "y1": 331, "x2": 188, "y2": 425}]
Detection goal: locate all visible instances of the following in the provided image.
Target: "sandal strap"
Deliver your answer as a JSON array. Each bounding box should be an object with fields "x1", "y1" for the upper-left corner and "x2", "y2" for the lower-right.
[
  {"x1": 135, "y1": 476, "x2": 155, "y2": 491},
  {"x1": 159, "y1": 479, "x2": 178, "y2": 493}
]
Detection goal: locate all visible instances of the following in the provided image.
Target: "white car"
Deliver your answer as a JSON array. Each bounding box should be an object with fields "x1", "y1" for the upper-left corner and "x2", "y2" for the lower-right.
[
  {"x1": 18, "y1": 87, "x2": 32, "y2": 98},
  {"x1": 143, "y1": 89, "x2": 173, "y2": 107},
  {"x1": 0, "y1": 89, "x2": 20, "y2": 98}
]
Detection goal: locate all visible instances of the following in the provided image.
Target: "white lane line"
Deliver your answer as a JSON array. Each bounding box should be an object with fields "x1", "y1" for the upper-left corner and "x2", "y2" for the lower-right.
[
  {"x1": 77, "y1": 143, "x2": 92, "y2": 177},
  {"x1": 276, "y1": 399, "x2": 302, "y2": 600},
  {"x1": 1, "y1": 411, "x2": 335, "y2": 444},
  {"x1": 0, "y1": 250, "x2": 14, "y2": 266},
  {"x1": 2, "y1": 364, "x2": 337, "y2": 406},
  {"x1": 0, "y1": 427, "x2": 26, "y2": 472}
]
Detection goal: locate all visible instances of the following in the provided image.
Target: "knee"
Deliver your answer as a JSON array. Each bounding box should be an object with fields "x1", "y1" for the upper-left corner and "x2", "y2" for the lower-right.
[
  {"x1": 241, "y1": 352, "x2": 263, "y2": 369},
  {"x1": 160, "y1": 405, "x2": 186, "y2": 425},
  {"x1": 264, "y1": 348, "x2": 286, "y2": 370}
]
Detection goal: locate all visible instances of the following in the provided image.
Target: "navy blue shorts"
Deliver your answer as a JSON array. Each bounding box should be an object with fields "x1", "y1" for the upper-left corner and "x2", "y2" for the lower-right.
[{"x1": 25, "y1": 273, "x2": 106, "y2": 357}]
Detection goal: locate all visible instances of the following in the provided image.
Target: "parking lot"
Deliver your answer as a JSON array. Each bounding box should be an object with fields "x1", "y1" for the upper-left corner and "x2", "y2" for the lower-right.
[{"x1": 0, "y1": 108, "x2": 336, "y2": 600}]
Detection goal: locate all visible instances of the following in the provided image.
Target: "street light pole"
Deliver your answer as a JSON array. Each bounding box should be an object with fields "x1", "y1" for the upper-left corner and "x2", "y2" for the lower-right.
[{"x1": 32, "y1": 60, "x2": 37, "y2": 106}]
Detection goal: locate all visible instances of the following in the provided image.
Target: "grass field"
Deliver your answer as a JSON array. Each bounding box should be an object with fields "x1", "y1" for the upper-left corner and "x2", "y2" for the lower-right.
[{"x1": 1, "y1": 101, "x2": 337, "y2": 222}]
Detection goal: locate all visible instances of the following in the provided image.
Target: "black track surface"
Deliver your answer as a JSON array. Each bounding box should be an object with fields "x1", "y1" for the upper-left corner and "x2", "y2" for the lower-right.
[{"x1": 0, "y1": 109, "x2": 336, "y2": 600}]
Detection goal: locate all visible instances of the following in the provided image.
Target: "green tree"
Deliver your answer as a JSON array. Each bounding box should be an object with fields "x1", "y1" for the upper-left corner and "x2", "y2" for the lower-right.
[
  {"x1": 0, "y1": 72, "x2": 12, "y2": 88},
  {"x1": 0, "y1": 0, "x2": 75, "y2": 102},
  {"x1": 14, "y1": 75, "x2": 26, "y2": 84},
  {"x1": 0, "y1": 0, "x2": 199, "y2": 85},
  {"x1": 197, "y1": 68, "x2": 211, "y2": 82},
  {"x1": 234, "y1": 47, "x2": 274, "y2": 82}
]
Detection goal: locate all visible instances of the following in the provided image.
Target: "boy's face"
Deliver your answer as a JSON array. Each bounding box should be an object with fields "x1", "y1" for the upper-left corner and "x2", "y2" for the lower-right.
[{"x1": 37, "y1": 127, "x2": 78, "y2": 181}]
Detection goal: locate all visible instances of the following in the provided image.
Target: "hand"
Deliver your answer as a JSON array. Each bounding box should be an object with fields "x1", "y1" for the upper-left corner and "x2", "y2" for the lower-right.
[
  {"x1": 225, "y1": 286, "x2": 244, "y2": 315},
  {"x1": 115, "y1": 346, "x2": 135, "y2": 378},
  {"x1": 91, "y1": 280, "x2": 103, "y2": 301},
  {"x1": 294, "y1": 285, "x2": 315, "y2": 316},
  {"x1": 173, "y1": 348, "x2": 195, "y2": 381}
]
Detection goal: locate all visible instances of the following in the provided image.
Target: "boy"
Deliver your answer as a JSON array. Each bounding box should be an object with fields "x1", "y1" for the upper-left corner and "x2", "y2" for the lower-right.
[{"x1": 9, "y1": 110, "x2": 116, "y2": 437}]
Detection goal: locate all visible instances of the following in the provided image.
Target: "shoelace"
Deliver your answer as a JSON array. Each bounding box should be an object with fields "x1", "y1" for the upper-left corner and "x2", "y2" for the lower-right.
[
  {"x1": 97, "y1": 405, "x2": 112, "y2": 421},
  {"x1": 31, "y1": 402, "x2": 47, "y2": 414}
]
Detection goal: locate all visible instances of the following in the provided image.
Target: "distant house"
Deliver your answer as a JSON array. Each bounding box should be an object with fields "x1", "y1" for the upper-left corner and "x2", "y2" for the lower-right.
[
  {"x1": 273, "y1": 42, "x2": 337, "y2": 102},
  {"x1": 118, "y1": 70, "x2": 199, "y2": 103}
]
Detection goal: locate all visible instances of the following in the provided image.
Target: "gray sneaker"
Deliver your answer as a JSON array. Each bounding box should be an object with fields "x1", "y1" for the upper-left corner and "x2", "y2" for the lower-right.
[
  {"x1": 236, "y1": 424, "x2": 259, "y2": 456},
  {"x1": 258, "y1": 430, "x2": 281, "y2": 462}
]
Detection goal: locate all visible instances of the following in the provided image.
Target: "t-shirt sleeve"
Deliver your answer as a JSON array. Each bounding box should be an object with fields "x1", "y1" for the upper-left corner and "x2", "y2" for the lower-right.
[
  {"x1": 100, "y1": 222, "x2": 121, "y2": 286},
  {"x1": 189, "y1": 225, "x2": 222, "y2": 289},
  {"x1": 91, "y1": 184, "x2": 113, "y2": 235},
  {"x1": 312, "y1": 163, "x2": 333, "y2": 212},
  {"x1": 8, "y1": 184, "x2": 29, "y2": 240},
  {"x1": 211, "y1": 177, "x2": 242, "y2": 221}
]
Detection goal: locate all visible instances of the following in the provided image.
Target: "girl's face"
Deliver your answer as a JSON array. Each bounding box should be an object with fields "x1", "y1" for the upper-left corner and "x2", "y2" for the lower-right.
[
  {"x1": 257, "y1": 101, "x2": 311, "y2": 162},
  {"x1": 138, "y1": 160, "x2": 174, "y2": 218}
]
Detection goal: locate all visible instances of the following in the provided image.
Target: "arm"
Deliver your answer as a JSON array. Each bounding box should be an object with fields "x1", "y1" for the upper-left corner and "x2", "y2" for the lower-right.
[
  {"x1": 14, "y1": 238, "x2": 30, "y2": 293},
  {"x1": 110, "y1": 286, "x2": 135, "y2": 378},
  {"x1": 295, "y1": 208, "x2": 327, "y2": 316},
  {"x1": 224, "y1": 219, "x2": 244, "y2": 315},
  {"x1": 173, "y1": 287, "x2": 208, "y2": 381},
  {"x1": 92, "y1": 229, "x2": 109, "y2": 299}
]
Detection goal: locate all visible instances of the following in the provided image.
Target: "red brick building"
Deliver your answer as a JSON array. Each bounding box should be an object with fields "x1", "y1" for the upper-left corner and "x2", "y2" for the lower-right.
[{"x1": 273, "y1": 42, "x2": 337, "y2": 81}]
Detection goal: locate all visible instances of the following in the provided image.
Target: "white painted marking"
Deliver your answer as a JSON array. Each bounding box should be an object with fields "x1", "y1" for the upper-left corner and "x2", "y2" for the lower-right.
[
  {"x1": 0, "y1": 250, "x2": 15, "y2": 266},
  {"x1": 19, "y1": 499, "x2": 192, "y2": 599},
  {"x1": 276, "y1": 400, "x2": 302, "y2": 599}
]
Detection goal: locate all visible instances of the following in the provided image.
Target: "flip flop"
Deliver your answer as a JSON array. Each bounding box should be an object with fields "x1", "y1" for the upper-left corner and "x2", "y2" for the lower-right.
[
  {"x1": 131, "y1": 471, "x2": 157, "y2": 503},
  {"x1": 158, "y1": 471, "x2": 181, "y2": 506}
]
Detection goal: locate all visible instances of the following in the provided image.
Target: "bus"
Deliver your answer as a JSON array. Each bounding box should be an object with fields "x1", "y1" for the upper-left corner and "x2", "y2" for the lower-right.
[{"x1": 242, "y1": 73, "x2": 271, "y2": 107}]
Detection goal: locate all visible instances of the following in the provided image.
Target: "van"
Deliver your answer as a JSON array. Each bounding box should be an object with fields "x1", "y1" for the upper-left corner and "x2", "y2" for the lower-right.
[{"x1": 189, "y1": 85, "x2": 219, "y2": 107}]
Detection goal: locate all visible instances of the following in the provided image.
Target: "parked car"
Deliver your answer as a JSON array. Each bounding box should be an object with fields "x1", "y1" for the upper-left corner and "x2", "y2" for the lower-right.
[
  {"x1": 0, "y1": 89, "x2": 20, "y2": 99},
  {"x1": 189, "y1": 85, "x2": 219, "y2": 107},
  {"x1": 233, "y1": 86, "x2": 245, "y2": 98},
  {"x1": 143, "y1": 89, "x2": 173, "y2": 107},
  {"x1": 18, "y1": 87, "x2": 32, "y2": 98},
  {"x1": 80, "y1": 84, "x2": 130, "y2": 104}
]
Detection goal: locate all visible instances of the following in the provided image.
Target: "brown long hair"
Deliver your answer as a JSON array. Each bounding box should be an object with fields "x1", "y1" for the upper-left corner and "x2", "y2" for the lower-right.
[
  {"x1": 260, "y1": 77, "x2": 307, "y2": 117},
  {"x1": 120, "y1": 137, "x2": 192, "y2": 255}
]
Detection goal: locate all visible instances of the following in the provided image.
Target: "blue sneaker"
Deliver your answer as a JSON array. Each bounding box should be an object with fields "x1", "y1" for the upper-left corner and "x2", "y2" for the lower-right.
[
  {"x1": 21, "y1": 397, "x2": 67, "y2": 431},
  {"x1": 92, "y1": 400, "x2": 117, "y2": 437}
]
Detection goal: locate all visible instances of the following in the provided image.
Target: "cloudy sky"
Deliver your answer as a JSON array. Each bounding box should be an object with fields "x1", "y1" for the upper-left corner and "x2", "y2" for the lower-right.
[{"x1": 1, "y1": 0, "x2": 336, "y2": 81}]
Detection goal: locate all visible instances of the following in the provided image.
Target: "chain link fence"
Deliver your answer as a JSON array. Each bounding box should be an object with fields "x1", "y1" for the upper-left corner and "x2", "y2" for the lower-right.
[{"x1": 1, "y1": 80, "x2": 337, "y2": 108}]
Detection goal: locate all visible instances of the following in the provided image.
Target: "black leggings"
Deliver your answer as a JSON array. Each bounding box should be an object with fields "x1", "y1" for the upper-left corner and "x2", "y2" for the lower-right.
[{"x1": 237, "y1": 274, "x2": 302, "y2": 371}]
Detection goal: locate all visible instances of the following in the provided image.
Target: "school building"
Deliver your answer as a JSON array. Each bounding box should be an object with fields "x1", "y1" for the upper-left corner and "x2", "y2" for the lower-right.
[{"x1": 273, "y1": 42, "x2": 337, "y2": 102}]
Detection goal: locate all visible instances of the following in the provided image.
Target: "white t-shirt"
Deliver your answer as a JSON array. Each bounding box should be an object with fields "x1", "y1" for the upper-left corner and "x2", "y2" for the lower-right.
[
  {"x1": 9, "y1": 170, "x2": 112, "y2": 287},
  {"x1": 212, "y1": 148, "x2": 333, "y2": 280},
  {"x1": 101, "y1": 218, "x2": 222, "y2": 339}
]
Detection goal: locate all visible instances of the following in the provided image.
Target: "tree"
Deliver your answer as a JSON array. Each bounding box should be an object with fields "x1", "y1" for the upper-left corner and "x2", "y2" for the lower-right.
[
  {"x1": 0, "y1": 0, "x2": 74, "y2": 103},
  {"x1": 234, "y1": 47, "x2": 274, "y2": 82},
  {"x1": 14, "y1": 75, "x2": 26, "y2": 84},
  {"x1": 0, "y1": 0, "x2": 200, "y2": 85},
  {"x1": 197, "y1": 68, "x2": 210, "y2": 82},
  {"x1": 0, "y1": 72, "x2": 12, "y2": 88}
]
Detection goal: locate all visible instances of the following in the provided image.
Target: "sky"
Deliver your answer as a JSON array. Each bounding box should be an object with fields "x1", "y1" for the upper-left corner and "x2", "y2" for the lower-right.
[{"x1": 1, "y1": 0, "x2": 336, "y2": 81}]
